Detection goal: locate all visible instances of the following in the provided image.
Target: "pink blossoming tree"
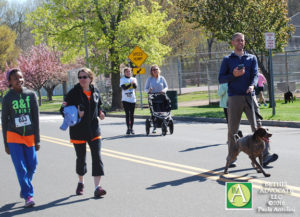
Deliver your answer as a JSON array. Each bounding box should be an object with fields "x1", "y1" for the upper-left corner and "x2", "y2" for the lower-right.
[{"x1": 18, "y1": 44, "x2": 64, "y2": 106}]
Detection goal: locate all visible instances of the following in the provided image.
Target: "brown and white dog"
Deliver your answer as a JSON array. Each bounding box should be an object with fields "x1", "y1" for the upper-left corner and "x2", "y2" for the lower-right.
[{"x1": 224, "y1": 128, "x2": 272, "y2": 177}]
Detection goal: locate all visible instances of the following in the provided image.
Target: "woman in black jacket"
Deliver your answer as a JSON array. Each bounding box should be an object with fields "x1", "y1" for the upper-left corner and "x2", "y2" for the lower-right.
[{"x1": 61, "y1": 68, "x2": 106, "y2": 198}]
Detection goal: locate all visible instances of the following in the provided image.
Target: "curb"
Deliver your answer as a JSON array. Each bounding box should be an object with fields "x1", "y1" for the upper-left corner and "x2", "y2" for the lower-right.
[
  {"x1": 38, "y1": 112, "x2": 300, "y2": 128},
  {"x1": 104, "y1": 114, "x2": 300, "y2": 129}
]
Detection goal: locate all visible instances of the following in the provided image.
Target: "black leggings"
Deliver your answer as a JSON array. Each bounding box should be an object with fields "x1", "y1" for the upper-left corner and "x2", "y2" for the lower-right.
[
  {"x1": 122, "y1": 101, "x2": 136, "y2": 129},
  {"x1": 73, "y1": 139, "x2": 104, "y2": 176}
]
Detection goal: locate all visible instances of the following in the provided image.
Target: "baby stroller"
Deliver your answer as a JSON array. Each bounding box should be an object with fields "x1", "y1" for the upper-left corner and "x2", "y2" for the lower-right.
[{"x1": 145, "y1": 93, "x2": 174, "y2": 136}]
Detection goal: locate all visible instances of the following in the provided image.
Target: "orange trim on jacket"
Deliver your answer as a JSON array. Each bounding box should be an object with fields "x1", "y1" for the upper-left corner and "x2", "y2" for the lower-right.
[
  {"x1": 6, "y1": 131, "x2": 35, "y2": 147},
  {"x1": 71, "y1": 136, "x2": 101, "y2": 144}
]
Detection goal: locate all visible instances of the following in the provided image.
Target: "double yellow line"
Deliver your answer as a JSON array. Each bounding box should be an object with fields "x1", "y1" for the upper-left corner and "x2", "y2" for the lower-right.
[{"x1": 41, "y1": 135, "x2": 300, "y2": 198}]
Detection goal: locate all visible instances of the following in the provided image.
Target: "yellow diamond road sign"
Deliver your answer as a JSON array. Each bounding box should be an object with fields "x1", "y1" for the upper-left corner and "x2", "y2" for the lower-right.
[
  {"x1": 133, "y1": 68, "x2": 146, "y2": 75},
  {"x1": 128, "y1": 46, "x2": 148, "y2": 67}
]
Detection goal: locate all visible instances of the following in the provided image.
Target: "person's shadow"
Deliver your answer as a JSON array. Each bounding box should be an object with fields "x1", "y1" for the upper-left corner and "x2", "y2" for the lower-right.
[{"x1": 0, "y1": 195, "x2": 99, "y2": 216}]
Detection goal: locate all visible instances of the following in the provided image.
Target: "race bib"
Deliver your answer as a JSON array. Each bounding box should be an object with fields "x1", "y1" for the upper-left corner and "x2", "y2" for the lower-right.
[
  {"x1": 15, "y1": 115, "x2": 31, "y2": 127},
  {"x1": 125, "y1": 92, "x2": 133, "y2": 98}
]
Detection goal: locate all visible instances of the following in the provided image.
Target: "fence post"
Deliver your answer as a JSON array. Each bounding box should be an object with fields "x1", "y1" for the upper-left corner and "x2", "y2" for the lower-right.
[{"x1": 177, "y1": 56, "x2": 182, "y2": 95}]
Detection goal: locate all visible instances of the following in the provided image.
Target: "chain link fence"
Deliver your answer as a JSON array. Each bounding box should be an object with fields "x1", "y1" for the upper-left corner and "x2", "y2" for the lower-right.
[{"x1": 47, "y1": 50, "x2": 300, "y2": 108}]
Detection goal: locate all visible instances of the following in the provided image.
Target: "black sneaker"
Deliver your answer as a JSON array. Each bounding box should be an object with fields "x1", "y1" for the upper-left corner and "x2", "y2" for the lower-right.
[
  {"x1": 94, "y1": 186, "x2": 106, "y2": 198},
  {"x1": 76, "y1": 183, "x2": 84, "y2": 195},
  {"x1": 131, "y1": 129, "x2": 135, "y2": 135},
  {"x1": 126, "y1": 129, "x2": 130, "y2": 135},
  {"x1": 229, "y1": 162, "x2": 237, "y2": 168},
  {"x1": 263, "y1": 154, "x2": 278, "y2": 167}
]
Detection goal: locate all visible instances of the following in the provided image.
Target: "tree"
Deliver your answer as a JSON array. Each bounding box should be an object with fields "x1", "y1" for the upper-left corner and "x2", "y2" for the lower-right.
[
  {"x1": 0, "y1": 0, "x2": 36, "y2": 51},
  {"x1": 0, "y1": 24, "x2": 20, "y2": 71},
  {"x1": 26, "y1": 0, "x2": 172, "y2": 110},
  {"x1": 18, "y1": 44, "x2": 63, "y2": 106},
  {"x1": 178, "y1": 0, "x2": 295, "y2": 108}
]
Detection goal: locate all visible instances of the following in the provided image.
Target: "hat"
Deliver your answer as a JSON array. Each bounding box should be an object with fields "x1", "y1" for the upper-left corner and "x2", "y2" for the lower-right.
[{"x1": 6, "y1": 68, "x2": 20, "y2": 81}]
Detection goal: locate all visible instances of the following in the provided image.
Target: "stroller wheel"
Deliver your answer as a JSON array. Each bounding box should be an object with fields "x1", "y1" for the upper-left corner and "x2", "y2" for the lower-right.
[
  {"x1": 169, "y1": 120, "x2": 174, "y2": 134},
  {"x1": 145, "y1": 119, "x2": 151, "y2": 135},
  {"x1": 162, "y1": 122, "x2": 167, "y2": 136}
]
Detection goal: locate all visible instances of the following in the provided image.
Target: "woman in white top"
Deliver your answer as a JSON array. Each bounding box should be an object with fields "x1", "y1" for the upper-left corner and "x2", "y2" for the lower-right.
[{"x1": 120, "y1": 67, "x2": 137, "y2": 135}]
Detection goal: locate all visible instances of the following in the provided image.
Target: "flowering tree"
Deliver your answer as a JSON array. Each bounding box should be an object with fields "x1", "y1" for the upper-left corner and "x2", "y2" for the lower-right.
[{"x1": 18, "y1": 44, "x2": 63, "y2": 106}]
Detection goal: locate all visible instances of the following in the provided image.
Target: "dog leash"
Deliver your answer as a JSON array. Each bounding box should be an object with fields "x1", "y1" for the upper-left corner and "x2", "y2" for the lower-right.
[{"x1": 250, "y1": 91, "x2": 257, "y2": 129}]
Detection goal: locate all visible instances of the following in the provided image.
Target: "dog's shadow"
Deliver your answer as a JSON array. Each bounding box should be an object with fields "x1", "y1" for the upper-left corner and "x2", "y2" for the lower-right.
[{"x1": 146, "y1": 166, "x2": 259, "y2": 190}]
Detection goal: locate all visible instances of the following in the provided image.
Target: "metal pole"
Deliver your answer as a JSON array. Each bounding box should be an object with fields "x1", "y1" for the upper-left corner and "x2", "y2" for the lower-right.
[
  {"x1": 138, "y1": 74, "x2": 143, "y2": 110},
  {"x1": 177, "y1": 56, "x2": 182, "y2": 95},
  {"x1": 206, "y1": 61, "x2": 211, "y2": 104},
  {"x1": 269, "y1": 49, "x2": 275, "y2": 115},
  {"x1": 285, "y1": 51, "x2": 289, "y2": 84}
]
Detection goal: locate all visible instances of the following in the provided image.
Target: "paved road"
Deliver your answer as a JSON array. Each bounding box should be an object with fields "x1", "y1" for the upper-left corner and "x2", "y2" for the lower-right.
[{"x1": 0, "y1": 115, "x2": 299, "y2": 217}]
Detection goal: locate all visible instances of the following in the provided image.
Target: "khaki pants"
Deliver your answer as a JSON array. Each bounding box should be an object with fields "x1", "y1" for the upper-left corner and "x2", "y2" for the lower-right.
[{"x1": 227, "y1": 95, "x2": 262, "y2": 160}]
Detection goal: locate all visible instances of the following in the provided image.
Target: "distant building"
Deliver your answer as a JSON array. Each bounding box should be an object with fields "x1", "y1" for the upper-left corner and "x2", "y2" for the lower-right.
[{"x1": 288, "y1": 12, "x2": 300, "y2": 50}]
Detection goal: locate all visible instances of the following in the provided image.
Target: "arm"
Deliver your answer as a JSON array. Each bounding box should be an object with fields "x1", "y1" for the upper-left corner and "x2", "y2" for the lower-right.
[
  {"x1": 249, "y1": 56, "x2": 259, "y2": 88},
  {"x1": 121, "y1": 83, "x2": 132, "y2": 90},
  {"x1": 98, "y1": 91, "x2": 105, "y2": 120},
  {"x1": 161, "y1": 77, "x2": 168, "y2": 93},
  {"x1": 31, "y1": 93, "x2": 40, "y2": 150},
  {"x1": 218, "y1": 57, "x2": 236, "y2": 84},
  {"x1": 144, "y1": 77, "x2": 151, "y2": 93},
  {"x1": 1, "y1": 95, "x2": 9, "y2": 151}
]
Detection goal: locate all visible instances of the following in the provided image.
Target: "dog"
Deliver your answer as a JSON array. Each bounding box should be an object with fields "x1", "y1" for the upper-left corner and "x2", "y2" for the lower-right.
[
  {"x1": 284, "y1": 90, "x2": 294, "y2": 103},
  {"x1": 224, "y1": 128, "x2": 272, "y2": 177}
]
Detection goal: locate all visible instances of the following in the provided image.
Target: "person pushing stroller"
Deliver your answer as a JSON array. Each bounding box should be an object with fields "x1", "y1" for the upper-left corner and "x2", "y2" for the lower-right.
[{"x1": 145, "y1": 65, "x2": 173, "y2": 134}]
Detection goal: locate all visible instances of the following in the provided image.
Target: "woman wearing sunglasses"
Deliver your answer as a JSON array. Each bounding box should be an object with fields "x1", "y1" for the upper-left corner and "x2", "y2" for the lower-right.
[{"x1": 60, "y1": 67, "x2": 106, "y2": 198}]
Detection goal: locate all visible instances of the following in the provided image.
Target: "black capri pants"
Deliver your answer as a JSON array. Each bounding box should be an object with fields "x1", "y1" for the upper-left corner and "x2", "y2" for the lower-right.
[
  {"x1": 122, "y1": 101, "x2": 136, "y2": 129},
  {"x1": 73, "y1": 139, "x2": 104, "y2": 176}
]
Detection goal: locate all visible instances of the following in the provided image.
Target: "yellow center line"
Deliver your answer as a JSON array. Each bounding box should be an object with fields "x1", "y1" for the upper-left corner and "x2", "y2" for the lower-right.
[{"x1": 40, "y1": 135, "x2": 300, "y2": 197}]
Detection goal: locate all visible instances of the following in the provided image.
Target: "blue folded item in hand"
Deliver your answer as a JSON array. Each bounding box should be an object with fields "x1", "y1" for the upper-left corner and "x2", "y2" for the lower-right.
[{"x1": 60, "y1": 105, "x2": 81, "y2": 131}]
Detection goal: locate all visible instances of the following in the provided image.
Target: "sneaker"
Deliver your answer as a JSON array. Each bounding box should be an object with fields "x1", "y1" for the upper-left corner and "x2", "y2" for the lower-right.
[
  {"x1": 94, "y1": 186, "x2": 106, "y2": 198},
  {"x1": 76, "y1": 182, "x2": 84, "y2": 195},
  {"x1": 264, "y1": 103, "x2": 267, "y2": 106},
  {"x1": 25, "y1": 196, "x2": 35, "y2": 208},
  {"x1": 152, "y1": 128, "x2": 156, "y2": 134},
  {"x1": 229, "y1": 162, "x2": 237, "y2": 168},
  {"x1": 263, "y1": 154, "x2": 278, "y2": 167},
  {"x1": 126, "y1": 129, "x2": 130, "y2": 135},
  {"x1": 130, "y1": 129, "x2": 135, "y2": 135}
]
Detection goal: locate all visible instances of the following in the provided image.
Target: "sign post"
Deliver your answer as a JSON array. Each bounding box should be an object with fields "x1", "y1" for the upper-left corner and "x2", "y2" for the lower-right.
[
  {"x1": 265, "y1": 32, "x2": 276, "y2": 116},
  {"x1": 128, "y1": 46, "x2": 148, "y2": 109}
]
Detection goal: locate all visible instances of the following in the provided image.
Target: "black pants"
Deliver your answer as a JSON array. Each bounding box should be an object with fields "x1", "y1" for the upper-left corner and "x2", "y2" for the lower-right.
[
  {"x1": 122, "y1": 101, "x2": 135, "y2": 129},
  {"x1": 73, "y1": 139, "x2": 104, "y2": 176}
]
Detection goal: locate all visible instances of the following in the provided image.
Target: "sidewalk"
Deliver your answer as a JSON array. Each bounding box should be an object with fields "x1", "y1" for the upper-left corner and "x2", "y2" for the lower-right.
[{"x1": 105, "y1": 113, "x2": 300, "y2": 128}]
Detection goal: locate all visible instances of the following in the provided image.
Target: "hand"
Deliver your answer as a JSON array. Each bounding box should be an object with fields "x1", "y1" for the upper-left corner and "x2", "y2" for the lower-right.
[
  {"x1": 99, "y1": 111, "x2": 105, "y2": 120},
  {"x1": 35, "y1": 144, "x2": 40, "y2": 151},
  {"x1": 233, "y1": 67, "x2": 245, "y2": 77},
  {"x1": 148, "y1": 88, "x2": 152, "y2": 93},
  {"x1": 246, "y1": 86, "x2": 254, "y2": 94},
  {"x1": 5, "y1": 147, "x2": 10, "y2": 155},
  {"x1": 78, "y1": 105, "x2": 84, "y2": 118}
]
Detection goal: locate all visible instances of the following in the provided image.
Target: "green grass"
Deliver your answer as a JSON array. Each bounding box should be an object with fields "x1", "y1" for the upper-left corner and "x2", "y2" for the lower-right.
[{"x1": 111, "y1": 99, "x2": 300, "y2": 122}]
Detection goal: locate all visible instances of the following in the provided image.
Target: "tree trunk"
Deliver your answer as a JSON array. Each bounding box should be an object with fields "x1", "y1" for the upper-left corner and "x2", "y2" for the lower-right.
[
  {"x1": 45, "y1": 86, "x2": 55, "y2": 101},
  {"x1": 111, "y1": 70, "x2": 122, "y2": 110},
  {"x1": 37, "y1": 89, "x2": 42, "y2": 106},
  {"x1": 62, "y1": 81, "x2": 68, "y2": 97}
]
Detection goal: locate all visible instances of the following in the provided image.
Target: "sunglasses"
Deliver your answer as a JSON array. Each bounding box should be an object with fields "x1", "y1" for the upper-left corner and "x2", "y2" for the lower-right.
[{"x1": 78, "y1": 76, "x2": 89, "y2": 79}]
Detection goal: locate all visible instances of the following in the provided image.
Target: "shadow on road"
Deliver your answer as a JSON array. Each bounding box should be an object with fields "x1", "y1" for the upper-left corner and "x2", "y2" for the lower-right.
[
  {"x1": 0, "y1": 195, "x2": 94, "y2": 216},
  {"x1": 146, "y1": 167, "x2": 259, "y2": 190},
  {"x1": 179, "y1": 144, "x2": 225, "y2": 152},
  {"x1": 103, "y1": 133, "x2": 162, "y2": 141}
]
